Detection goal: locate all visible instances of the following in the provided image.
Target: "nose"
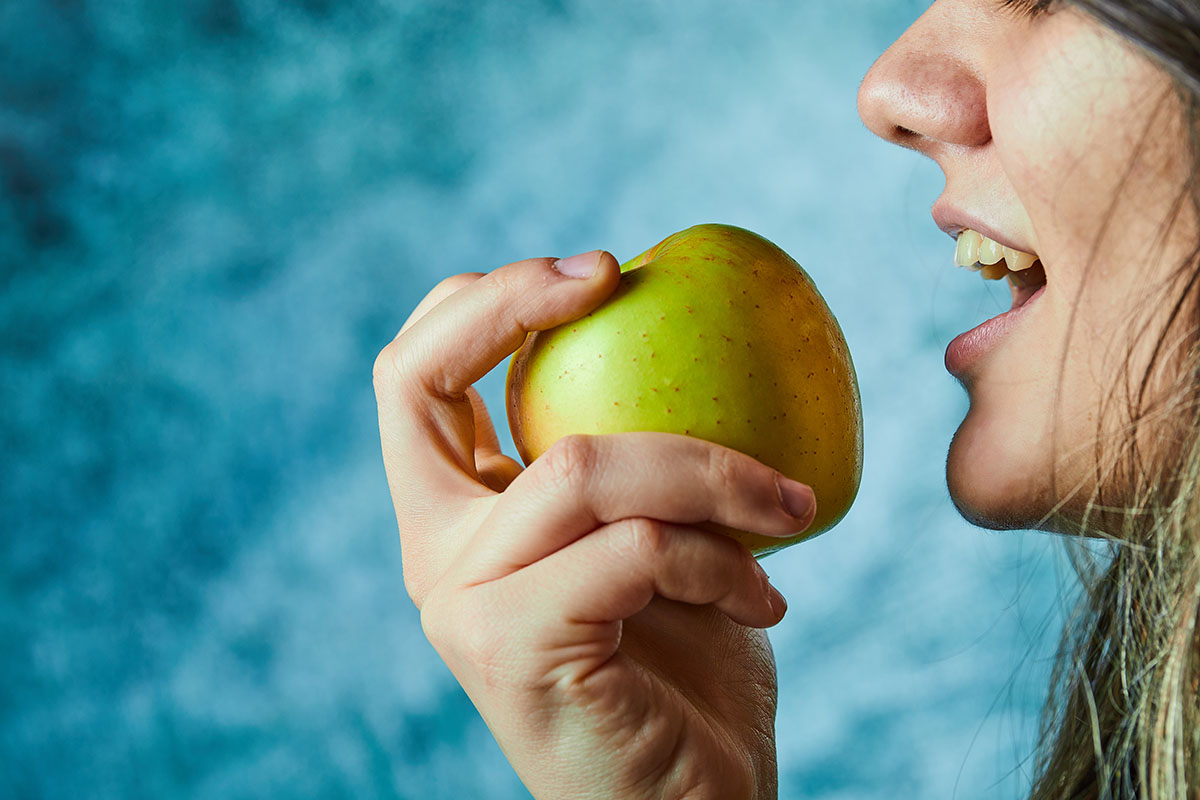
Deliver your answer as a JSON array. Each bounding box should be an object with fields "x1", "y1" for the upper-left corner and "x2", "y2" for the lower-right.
[{"x1": 857, "y1": 2, "x2": 991, "y2": 157}]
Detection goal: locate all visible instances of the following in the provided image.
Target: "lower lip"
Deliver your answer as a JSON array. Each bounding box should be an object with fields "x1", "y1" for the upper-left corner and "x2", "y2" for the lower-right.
[{"x1": 944, "y1": 285, "x2": 1046, "y2": 378}]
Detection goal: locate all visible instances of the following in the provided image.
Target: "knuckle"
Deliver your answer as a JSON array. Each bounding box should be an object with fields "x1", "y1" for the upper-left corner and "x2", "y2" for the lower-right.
[
  {"x1": 432, "y1": 272, "x2": 480, "y2": 298},
  {"x1": 705, "y1": 444, "x2": 745, "y2": 497},
  {"x1": 487, "y1": 263, "x2": 531, "y2": 300},
  {"x1": 538, "y1": 434, "x2": 597, "y2": 492},
  {"x1": 373, "y1": 338, "x2": 424, "y2": 398},
  {"x1": 374, "y1": 337, "x2": 430, "y2": 402},
  {"x1": 372, "y1": 339, "x2": 405, "y2": 391},
  {"x1": 485, "y1": 266, "x2": 541, "y2": 330},
  {"x1": 487, "y1": 266, "x2": 519, "y2": 296},
  {"x1": 622, "y1": 517, "x2": 671, "y2": 562},
  {"x1": 375, "y1": 271, "x2": 484, "y2": 392}
]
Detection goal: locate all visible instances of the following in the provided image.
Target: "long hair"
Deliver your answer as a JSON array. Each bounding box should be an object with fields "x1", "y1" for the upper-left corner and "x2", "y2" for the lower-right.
[{"x1": 1004, "y1": 1, "x2": 1200, "y2": 797}]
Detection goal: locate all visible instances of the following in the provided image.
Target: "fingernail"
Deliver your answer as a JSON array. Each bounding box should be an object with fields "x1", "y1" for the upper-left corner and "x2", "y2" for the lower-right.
[
  {"x1": 775, "y1": 473, "x2": 815, "y2": 522},
  {"x1": 553, "y1": 251, "x2": 601, "y2": 279}
]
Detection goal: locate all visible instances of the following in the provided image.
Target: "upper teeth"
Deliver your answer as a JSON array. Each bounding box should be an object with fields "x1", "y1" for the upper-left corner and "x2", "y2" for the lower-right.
[{"x1": 954, "y1": 229, "x2": 1038, "y2": 280}]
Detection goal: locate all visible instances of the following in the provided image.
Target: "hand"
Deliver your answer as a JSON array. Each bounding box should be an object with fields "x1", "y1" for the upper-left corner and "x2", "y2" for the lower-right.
[{"x1": 374, "y1": 251, "x2": 815, "y2": 799}]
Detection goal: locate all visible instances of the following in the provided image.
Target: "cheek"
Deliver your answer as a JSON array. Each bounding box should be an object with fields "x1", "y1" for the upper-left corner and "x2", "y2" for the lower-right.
[
  {"x1": 964, "y1": 19, "x2": 1194, "y2": 526},
  {"x1": 989, "y1": 17, "x2": 1173, "y2": 265}
]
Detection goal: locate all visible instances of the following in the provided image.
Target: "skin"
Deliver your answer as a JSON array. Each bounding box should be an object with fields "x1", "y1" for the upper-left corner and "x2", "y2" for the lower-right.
[
  {"x1": 859, "y1": 0, "x2": 1196, "y2": 530},
  {"x1": 375, "y1": 255, "x2": 797, "y2": 798},
  {"x1": 376, "y1": 1, "x2": 1196, "y2": 796}
]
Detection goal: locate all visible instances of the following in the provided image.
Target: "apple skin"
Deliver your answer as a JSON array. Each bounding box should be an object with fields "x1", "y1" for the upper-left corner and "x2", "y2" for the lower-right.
[{"x1": 506, "y1": 224, "x2": 862, "y2": 556}]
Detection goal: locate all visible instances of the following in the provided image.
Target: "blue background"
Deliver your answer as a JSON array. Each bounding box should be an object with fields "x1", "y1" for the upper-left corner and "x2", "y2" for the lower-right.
[{"x1": 3, "y1": 1, "x2": 1069, "y2": 797}]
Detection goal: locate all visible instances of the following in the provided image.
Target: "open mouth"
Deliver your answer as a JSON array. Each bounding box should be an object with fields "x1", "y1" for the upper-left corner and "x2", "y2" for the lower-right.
[
  {"x1": 944, "y1": 228, "x2": 1047, "y2": 376},
  {"x1": 953, "y1": 228, "x2": 1047, "y2": 310}
]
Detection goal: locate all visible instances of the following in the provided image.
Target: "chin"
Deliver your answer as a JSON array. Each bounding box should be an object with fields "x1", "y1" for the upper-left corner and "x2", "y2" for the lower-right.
[{"x1": 944, "y1": 407, "x2": 1056, "y2": 532}]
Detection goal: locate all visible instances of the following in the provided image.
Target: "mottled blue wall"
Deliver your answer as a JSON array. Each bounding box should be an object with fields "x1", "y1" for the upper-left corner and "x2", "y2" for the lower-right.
[{"x1": 3, "y1": 1, "x2": 1067, "y2": 797}]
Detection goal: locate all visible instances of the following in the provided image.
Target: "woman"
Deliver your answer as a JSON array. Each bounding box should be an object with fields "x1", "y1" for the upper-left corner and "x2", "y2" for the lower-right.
[{"x1": 374, "y1": 0, "x2": 1200, "y2": 796}]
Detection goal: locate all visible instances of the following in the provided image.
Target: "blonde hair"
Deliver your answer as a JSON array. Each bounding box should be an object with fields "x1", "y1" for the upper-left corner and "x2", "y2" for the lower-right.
[
  {"x1": 1029, "y1": 67, "x2": 1200, "y2": 797},
  {"x1": 1030, "y1": 441, "x2": 1200, "y2": 798}
]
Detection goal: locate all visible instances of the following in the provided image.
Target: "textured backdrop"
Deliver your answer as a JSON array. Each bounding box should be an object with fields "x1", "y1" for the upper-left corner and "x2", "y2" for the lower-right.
[{"x1": 2, "y1": 1, "x2": 1069, "y2": 797}]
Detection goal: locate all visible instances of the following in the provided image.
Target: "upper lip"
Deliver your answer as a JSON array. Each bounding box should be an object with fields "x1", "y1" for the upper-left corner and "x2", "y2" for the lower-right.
[{"x1": 931, "y1": 199, "x2": 1038, "y2": 256}]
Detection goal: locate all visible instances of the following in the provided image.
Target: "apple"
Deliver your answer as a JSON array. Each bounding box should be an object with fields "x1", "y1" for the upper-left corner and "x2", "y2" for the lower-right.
[{"x1": 506, "y1": 224, "x2": 862, "y2": 556}]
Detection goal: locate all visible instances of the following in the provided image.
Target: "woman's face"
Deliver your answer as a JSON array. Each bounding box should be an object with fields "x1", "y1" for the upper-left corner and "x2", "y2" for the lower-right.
[{"x1": 858, "y1": 0, "x2": 1196, "y2": 530}]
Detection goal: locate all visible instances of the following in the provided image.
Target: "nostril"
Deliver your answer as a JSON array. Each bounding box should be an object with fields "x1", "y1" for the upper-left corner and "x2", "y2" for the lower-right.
[{"x1": 858, "y1": 43, "x2": 991, "y2": 152}]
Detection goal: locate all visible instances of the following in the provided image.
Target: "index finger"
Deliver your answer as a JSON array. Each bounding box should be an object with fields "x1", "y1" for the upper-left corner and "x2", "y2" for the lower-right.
[
  {"x1": 399, "y1": 272, "x2": 484, "y2": 337},
  {"x1": 373, "y1": 251, "x2": 620, "y2": 532}
]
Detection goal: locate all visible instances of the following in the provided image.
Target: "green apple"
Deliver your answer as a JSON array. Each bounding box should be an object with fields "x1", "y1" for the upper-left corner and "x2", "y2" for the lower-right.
[{"x1": 506, "y1": 223, "x2": 862, "y2": 556}]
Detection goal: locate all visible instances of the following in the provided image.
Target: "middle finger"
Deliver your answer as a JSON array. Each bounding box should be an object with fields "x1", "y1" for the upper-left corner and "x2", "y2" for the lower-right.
[{"x1": 465, "y1": 432, "x2": 817, "y2": 580}]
